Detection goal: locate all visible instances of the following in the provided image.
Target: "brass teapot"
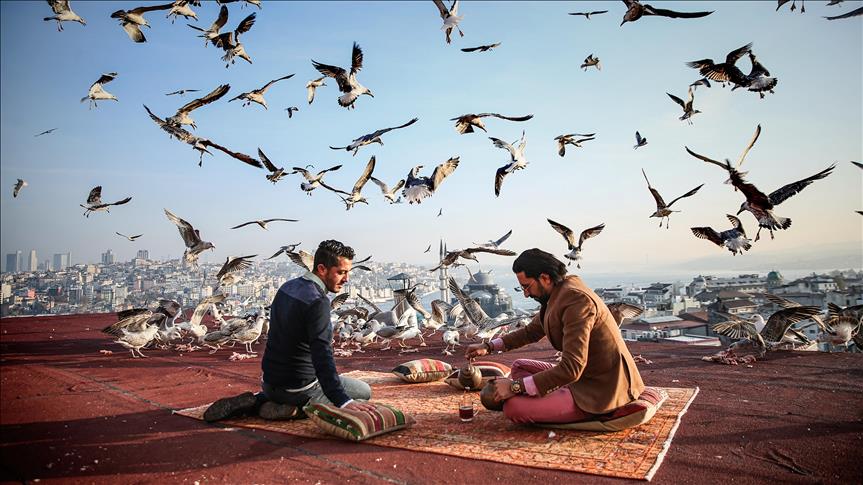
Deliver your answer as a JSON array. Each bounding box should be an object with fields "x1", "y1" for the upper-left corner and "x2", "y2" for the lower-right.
[{"x1": 458, "y1": 361, "x2": 483, "y2": 391}]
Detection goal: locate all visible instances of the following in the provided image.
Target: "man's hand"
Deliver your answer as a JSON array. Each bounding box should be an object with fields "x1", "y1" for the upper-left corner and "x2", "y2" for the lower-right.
[
  {"x1": 465, "y1": 342, "x2": 489, "y2": 360},
  {"x1": 343, "y1": 401, "x2": 378, "y2": 414},
  {"x1": 492, "y1": 378, "x2": 516, "y2": 402}
]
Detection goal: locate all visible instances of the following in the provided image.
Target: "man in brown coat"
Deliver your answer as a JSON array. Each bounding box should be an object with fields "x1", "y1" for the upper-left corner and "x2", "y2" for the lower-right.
[{"x1": 466, "y1": 248, "x2": 645, "y2": 423}]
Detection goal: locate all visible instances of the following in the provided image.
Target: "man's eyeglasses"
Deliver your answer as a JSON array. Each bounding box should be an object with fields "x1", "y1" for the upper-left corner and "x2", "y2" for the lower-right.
[{"x1": 519, "y1": 279, "x2": 537, "y2": 293}]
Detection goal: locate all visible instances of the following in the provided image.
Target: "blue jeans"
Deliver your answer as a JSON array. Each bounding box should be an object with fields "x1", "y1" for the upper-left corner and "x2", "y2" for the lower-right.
[{"x1": 262, "y1": 376, "x2": 372, "y2": 408}]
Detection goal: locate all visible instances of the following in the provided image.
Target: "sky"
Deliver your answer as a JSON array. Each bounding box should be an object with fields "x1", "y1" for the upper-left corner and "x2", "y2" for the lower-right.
[{"x1": 1, "y1": 1, "x2": 861, "y2": 276}]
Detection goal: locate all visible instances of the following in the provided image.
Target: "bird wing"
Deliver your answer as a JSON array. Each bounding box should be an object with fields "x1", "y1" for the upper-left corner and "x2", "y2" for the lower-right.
[
  {"x1": 233, "y1": 12, "x2": 256, "y2": 38},
  {"x1": 351, "y1": 156, "x2": 376, "y2": 195},
  {"x1": 547, "y1": 218, "x2": 576, "y2": 248},
  {"x1": 311, "y1": 61, "x2": 350, "y2": 91},
  {"x1": 431, "y1": 299, "x2": 451, "y2": 323},
  {"x1": 356, "y1": 293, "x2": 383, "y2": 314},
  {"x1": 641, "y1": 169, "x2": 666, "y2": 208},
  {"x1": 210, "y1": 4, "x2": 229, "y2": 31},
  {"x1": 433, "y1": 0, "x2": 449, "y2": 19},
  {"x1": 103, "y1": 308, "x2": 153, "y2": 335},
  {"x1": 330, "y1": 292, "x2": 350, "y2": 310},
  {"x1": 666, "y1": 92, "x2": 686, "y2": 109},
  {"x1": 257, "y1": 148, "x2": 280, "y2": 173},
  {"x1": 216, "y1": 255, "x2": 256, "y2": 279},
  {"x1": 260, "y1": 74, "x2": 295, "y2": 93},
  {"x1": 684, "y1": 146, "x2": 734, "y2": 171},
  {"x1": 94, "y1": 73, "x2": 118, "y2": 87},
  {"x1": 86, "y1": 186, "x2": 103, "y2": 205},
  {"x1": 164, "y1": 208, "x2": 201, "y2": 248},
  {"x1": 350, "y1": 42, "x2": 364, "y2": 75},
  {"x1": 483, "y1": 113, "x2": 534, "y2": 122},
  {"x1": 578, "y1": 223, "x2": 606, "y2": 247},
  {"x1": 736, "y1": 124, "x2": 761, "y2": 168},
  {"x1": 606, "y1": 302, "x2": 643, "y2": 326},
  {"x1": 825, "y1": 5, "x2": 863, "y2": 20},
  {"x1": 690, "y1": 226, "x2": 724, "y2": 247},
  {"x1": 264, "y1": 218, "x2": 298, "y2": 224},
  {"x1": 494, "y1": 164, "x2": 510, "y2": 197},
  {"x1": 464, "y1": 247, "x2": 517, "y2": 257},
  {"x1": 287, "y1": 250, "x2": 313, "y2": 271},
  {"x1": 726, "y1": 214, "x2": 744, "y2": 231},
  {"x1": 48, "y1": 0, "x2": 70, "y2": 15},
  {"x1": 761, "y1": 306, "x2": 823, "y2": 343},
  {"x1": 369, "y1": 176, "x2": 391, "y2": 194},
  {"x1": 200, "y1": 139, "x2": 264, "y2": 169},
  {"x1": 430, "y1": 157, "x2": 460, "y2": 191},
  {"x1": 107, "y1": 196, "x2": 133, "y2": 207},
  {"x1": 230, "y1": 221, "x2": 255, "y2": 229},
  {"x1": 131, "y1": 3, "x2": 175, "y2": 14},
  {"x1": 635, "y1": 131, "x2": 644, "y2": 144},
  {"x1": 405, "y1": 292, "x2": 431, "y2": 319},
  {"x1": 712, "y1": 314, "x2": 758, "y2": 341},
  {"x1": 762, "y1": 293, "x2": 801, "y2": 309},
  {"x1": 666, "y1": 184, "x2": 704, "y2": 208},
  {"x1": 724, "y1": 42, "x2": 754, "y2": 65},
  {"x1": 448, "y1": 277, "x2": 490, "y2": 325},
  {"x1": 460, "y1": 46, "x2": 483, "y2": 52},
  {"x1": 767, "y1": 164, "x2": 835, "y2": 206},
  {"x1": 493, "y1": 229, "x2": 513, "y2": 247},
  {"x1": 317, "y1": 164, "x2": 343, "y2": 176},
  {"x1": 642, "y1": 5, "x2": 713, "y2": 19},
  {"x1": 176, "y1": 84, "x2": 230, "y2": 116},
  {"x1": 371, "y1": 117, "x2": 418, "y2": 137}
]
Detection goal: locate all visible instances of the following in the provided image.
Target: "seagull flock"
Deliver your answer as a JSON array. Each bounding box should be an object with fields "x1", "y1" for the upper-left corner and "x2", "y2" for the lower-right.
[{"x1": 9, "y1": 1, "x2": 862, "y2": 357}]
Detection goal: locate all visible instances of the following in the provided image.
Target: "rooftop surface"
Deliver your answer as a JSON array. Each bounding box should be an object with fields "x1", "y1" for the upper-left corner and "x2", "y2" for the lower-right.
[{"x1": 2, "y1": 313, "x2": 862, "y2": 484}]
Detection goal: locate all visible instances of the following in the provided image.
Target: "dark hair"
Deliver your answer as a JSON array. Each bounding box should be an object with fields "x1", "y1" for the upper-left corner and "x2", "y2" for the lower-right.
[
  {"x1": 313, "y1": 239, "x2": 355, "y2": 270},
  {"x1": 512, "y1": 248, "x2": 567, "y2": 284}
]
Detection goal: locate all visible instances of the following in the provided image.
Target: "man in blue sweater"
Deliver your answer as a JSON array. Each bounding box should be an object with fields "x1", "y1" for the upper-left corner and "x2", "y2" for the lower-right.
[{"x1": 204, "y1": 240, "x2": 374, "y2": 421}]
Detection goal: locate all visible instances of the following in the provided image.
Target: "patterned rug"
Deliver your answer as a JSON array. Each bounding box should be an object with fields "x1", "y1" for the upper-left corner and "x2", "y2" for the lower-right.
[{"x1": 176, "y1": 371, "x2": 698, "y2": 481}]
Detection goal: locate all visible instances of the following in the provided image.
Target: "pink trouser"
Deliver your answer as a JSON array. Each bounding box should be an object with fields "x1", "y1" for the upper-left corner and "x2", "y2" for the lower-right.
[{"x1": 503, "y1": 359, "x2": 591, "y2": 424}]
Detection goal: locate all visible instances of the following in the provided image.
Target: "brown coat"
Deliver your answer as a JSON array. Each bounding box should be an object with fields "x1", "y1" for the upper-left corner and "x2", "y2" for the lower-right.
[{"x1": 502, "y1": 275, "x2": 645, "y2": 414}]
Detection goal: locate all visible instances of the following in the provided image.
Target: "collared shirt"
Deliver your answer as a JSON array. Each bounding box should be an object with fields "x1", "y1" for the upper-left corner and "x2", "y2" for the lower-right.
[{"x1": 302, "y1": 271, "x2": 327, "y2": 294}]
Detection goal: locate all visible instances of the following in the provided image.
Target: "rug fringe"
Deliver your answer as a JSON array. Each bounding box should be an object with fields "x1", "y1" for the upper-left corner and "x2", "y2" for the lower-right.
[{"x1": 645, "y1": 387, "x2": 700, "y2": 481}]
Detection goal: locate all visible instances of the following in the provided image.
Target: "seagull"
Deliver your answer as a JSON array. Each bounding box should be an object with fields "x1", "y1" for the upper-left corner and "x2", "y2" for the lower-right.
[
  {"x1": 825, "y1": 5, "x2": 863, "y2": 20},
  {"x1": 164, "y1": 208, "x2": 215, "y2": 267},
  {"x1": 215, "y1": 255, "x2": 256, "y2": 287},
  {"x1": 555, "y1": 133, "x2": 595, "y2": 157},
  {"x1": 166, "y1": 84, "x2": 230, "y2": 129},
  {"x1": 285, "y1": 249, "x2": 314, "y2": 272},
  {"x1": 187, "y1": 4, "x2": 227, "y2": 46},
  {"x1": 216, "y1": 0, "x2": 262, "y2": 9},
  {"x1": 433, "y1": 0, "x2": 464, "y2": 44},
  {"x1": 607, "y1": 302, "x2": 644, "y2": 326},
  {"x1": 230, "y1": 218, "x2": 298, "y2": 230},
  {"x1": 110, "y1": 3, "x2": 173, "y2": 43},
  {"x1": 423, "y1": 245, "x2": 432, "y2": 253},
  {"x1": 44, "y1": 0, "x2": 86, "y2": 31},
  {"x1": 116, "y1": 232, "x2": 143, "y2": 242},
  {"x1": 685, "y1": 124, "x2": 761, "y2": 187},
  {"x1": 258, "y1": 148, "x2": 288, "y2": 183},
  {"x1": 265, "y1": 243, "x2": 302, "y2": 261},
  {"x1": 461, "y1": 42, "x2": 500, "y2": 53},
  {"x1": 688, "y1": 150, "x2": 835, "y2": 241},
  {"x1": 450, "y1": 113, "x2": 533, "y2": 135},
  {"x1": 12, "y1": 179, "x2": 27, "y2": 198},
  {"x1": 691, "y1": 214, "x2": 752, "y2": 256},
  {"x1": 689, "y1": 78, "x2": 712, "y2": 90},
  {"x1": 491, "y1": 131, "x2": 528, "y2": 197},
  {"x1": 429, "y1": 247, "x2": 516, "y2": 272},
  {"x1": 580, "y1": 54, "x2": 601, "y2": 71},
  {"x1": 330, "y1": 118, "x2": 418, "y2": 156},
  {"x1": 437, "y1": 208, "x2": 443, "y2": 217},
  {"x1": 713, "y1": 306, "x2": 823, "y2": 355},
  {"x1": 370, "y1": 176, "x2": 406, "y2": 203},
  {"x1": 335, "y1": 156, "x2": 376, "y2": 211},
  {"x1": 80, "y1": 186, "x2": 132, "y2": 217},
  {"x1": 229, "y1": 74, "x2": 294, "y2": 109},
  {"x1": 285, "y1": 106, "x2": 298, "y2": 118},
  {"x1": 667, "y1": 86, "x2": 700, "y2": 125},
  {"x1": 823, "y1": 303, "x2": 863, "y2": 349},
  {"x1": 547, "y1": 219, "x2": 605, "y2": 268},
  {"x1": 305, "y1": 76, "x2": 326, "y2": 104},
  {"x1": 312, "y1": 42, "x2": 373, "y2": 109},
  {"x1": 81, "y1": 73, "x2": 118, "y2": 109},
  {"x1": 776, "y1": 0, "x2": 805, "y2": 13},
  {"x1": 290, "y1": 164, "x2": 345, "y2": 195},
  {"x1": 165, "y1": 88, "x2": 199, "y2": 97},
  {"x1": 633, "y1": 131, "x2": 647, "y2": 149},
  {"x1": 620, "y1": 0, "x2": 713, "y2": 26},
  {"x1": 448, "y1": 277, "x2": 524, "y2": 336},
  {"x1": 402, "y1": 157, "x2": 460, "y2": 204},
  {"x1": 569, "y1": 10, "x2": 608, "y2": 19},
  {"x1": 473, "y1": 229, "x2": 512, "y2": 249},
  {"x1": 210, "y1": 12, "x2": 257, "y2": 67},
  {"x1": 641, "y1": 169, "x2": 703, "y2": 228},
  {"x1": 35, "y1": 128, "x2": 58, "y2": 137},
  {"x1": 687, "y1": 43, "x2": 753, "y2": 87},
  {"x1": 167, "y1": 0, "x2": 198, "y2": 22},
  {"x1": 732, "y1": 52, "x2": 778, "y2": 99}
]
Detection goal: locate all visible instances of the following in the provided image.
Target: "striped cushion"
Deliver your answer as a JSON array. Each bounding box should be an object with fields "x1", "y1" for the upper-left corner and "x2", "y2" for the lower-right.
[
  {"x1": 444, "y1": 361, "x2": 511, "y2": 391},
  {"x1": 537, "y1": 387, "x2": 668, "y2": 432},
  {"x1": 392, "y1": 359, "x2": 452, "y2": 383},
  {"x1": 304, "y1": 402, "x2": 415, "y2": 441}
]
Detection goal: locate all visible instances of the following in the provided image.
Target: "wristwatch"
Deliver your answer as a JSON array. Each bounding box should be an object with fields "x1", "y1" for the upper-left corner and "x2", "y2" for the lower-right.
[
  {"x1": 484, "y1": 341, "x2": 494, "y2": 353},
  {"x1": 509, "y1": 379, "x2": 524, "y2": 395}
]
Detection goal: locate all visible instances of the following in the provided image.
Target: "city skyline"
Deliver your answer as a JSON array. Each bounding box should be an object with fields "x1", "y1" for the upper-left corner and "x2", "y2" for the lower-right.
[{"x1": 1, "y1": 2, "x2": 861, "y2": 274}]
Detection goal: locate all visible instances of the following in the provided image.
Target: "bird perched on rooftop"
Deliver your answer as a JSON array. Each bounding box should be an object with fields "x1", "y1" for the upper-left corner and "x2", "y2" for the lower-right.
[
  {"x1": 80, "y1": 186, "x2": 132, "y2": 217},
  {"x1": 666, "y1": 86, "x2": 701, "y2": 125},
  {"x1": 461, "y1": 42, "x2": 500, "y2": 53},
  {"x1": 312, "y1": 42, "x2": 373, "y2": 109},
  {"x1": 733, "y1": 52, "x2": 778, "y2": 99},
  {"x1": 402, "y1": 157, "x2": 460, "y2": 204},
  {"x1": 580, "y1": 54, "x2": 601, "y2": 71},
  {"x1": 210, "y1": 12, "x2": 257, "y2": 67},
  {"x1": 215, "y1": 255, "x2": 256, "y2": 287},
  {"x1": 12, "y1": 179, "x2": 27, "y2": 198},
  {"x1": 370, "y1": 176, "x2": 405, "y2": 204},
  {"x1": 166, "y1": 84, "x2": 230, "y2": 130},
  {"x1": 230, "y1": 218, "x2": 298, "y2": 230},
  {"x1": 164, "y1": 208, "x2": 215, "y2": 267},
  {"x1": 330, "y1": 118, "x2": 418, "y2": 156},
  {"x1": 633, "y1": 131, "x2": 647, "y2": 149},
  {"x1": 429, "y1": 247, "x2": 516, "y2": 272},
  {"x1": 686, "y1": 43, "x2": 752, "y2": 87},
  {"x1": 433, "y1": 0, "x2": 464, "y2": 44},
  {"x1": 491, "y1": 131, "x2": 528, "y2": 196},
  {"x1": 110, "y1": 3, "x2": 173, "y2": 43},
  {"x1": 229, "y1": 74, "x2": 294, "y2": 109},
  {"x1": 44, "y1": 0, "x2": 86, "y2": 31},
  {"x1": 641, "y1": 168, "x2": 703, "y2": 228},
  {"x1": 81, "y1": 73, "x2": 118, "y2": 109},
  {"x1": 472, "y1": 229, "x2": 512, "y2": 249},
  {"x1": 620, "y1": 0, "x2": 713, "y2": 26},
  {"x1": 568, "y1": 10, "x2": 608, "y2": 19},
  {"x1": 116, "y1": 232, "x2": 143, "y2": 242},
  {"x1": 35, "y1": 128, "x2": 58, "y2": 137},
  {"x1": 691, "y1": 214, "x2": 752, "y2": 256},
  {"x1": 450, "y1": 113, "x2": 533, "y2": 135},
  {"x1": 290, "y1": 164, "x2": 345, "y2": 196},
  {"x1": 555, "y1": 133, "x2": 595, "y2": 157},
  {"x1": 547, "y1": 219, "x2": 605, "y2": 268},
  {"x1": 606, "y1": 302, "x2": 644, "y2": 326}
]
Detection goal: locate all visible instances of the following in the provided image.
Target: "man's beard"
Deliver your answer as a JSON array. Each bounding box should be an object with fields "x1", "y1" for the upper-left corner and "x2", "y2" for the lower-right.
[{"x1": 532, "y1": 293, "x2": 550, "y2": 305}]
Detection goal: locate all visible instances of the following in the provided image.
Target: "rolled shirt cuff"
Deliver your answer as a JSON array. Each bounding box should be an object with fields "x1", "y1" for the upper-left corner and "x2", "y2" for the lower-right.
[
  {"x1": 522, "y1": 376, "x2": 539, "y2": 397},
  {"x1": 490, "y1": 338, "x2": 505, "y2": 352},
  {"x1": 339, "y1": 399, "x2": 354, "y2": 408}
]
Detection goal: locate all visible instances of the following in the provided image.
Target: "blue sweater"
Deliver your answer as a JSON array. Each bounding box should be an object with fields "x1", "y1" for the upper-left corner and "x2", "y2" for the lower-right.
[{"x1": 261, "y1": 276, "x2": 350, "y2": 407}]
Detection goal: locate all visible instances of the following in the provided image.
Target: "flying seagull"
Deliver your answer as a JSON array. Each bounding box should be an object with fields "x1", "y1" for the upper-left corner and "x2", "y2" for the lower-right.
[
  {"x1": 580, "y1": 54, "x2": 601, "y2": 71},
  {"x1": 165, "y1": 88, "x2": 199, "y2": 97},
  {"x1": 80, "y1": 186, "x2": 132, "y2": 217},
  {"x1": 667, "y1": 86, "x2": 700, "y2": 125},
  {"x1": 634, "y1": 131, "x2": 647, "y2": 149},
  {"x1": 733, "y1": 52, "x2": 778, "y2": 99},
  {"x1": 370, "y1": 176, "x2": 406, "y2": 204},
  {"x1": 44, "y1": 0, "x2": 86, "y2": 31},
  {"x1": 689, "y1": 78, "x2": 711, "y2": 90},
  {"x1": 825, "y1": 5, "x2": 863, "y2": 20},
  {"x1": 230, "y1": 218, "x2": 298, "y2": 230},
  {"x1": 437, "y1": 208, "x2": 443, "y2": 217},
  {"x1": 164, "y1": 208, "x2": 214, "y2": 267},
  {"x1": 687, "y1": 43, "x2": 753, "y2": 87},
  {"x1": 641, "y1": 168, "x2": 703, "y2": 228},
  {"x1": 607, "y1": 302, "x2": 644, "y2": 327},
  {"x1": 620, "y1": 0, "x2": 713, "y2": 26},
  {"x1": 110, "y1": 3, "x2": 173, "y2": 43},
  {"x1": 461, "y1": 42, "x2": 500, "y2": 53},
  {"x1": 187, "y1": 4, "x2": 227, "y2": 46},
  {"x1": 266, "y1": 243, "x2": 302, "y2": 261},
  {"x1": 312, "y1": 42, "x2": 373, "y2": 109},
  {"x1": 305, "y1": 76, "x2": 326, "y2": 104},
  {"x1": 423, "y1": 245, "x2": 432, "y2": 253},
  {"x1": 691, "y1": 214, "x2": 752, "y2": 256},
  {"x1": 433, "y1": 0, "x2": 464, "y2": 44},
  {"x1": 569, "y1": 10, "x2": 608, "y2": 19},
  {"x1": 330, "y1": 117, "x2": 418, "y2": 156},
  {"x1": 35, "y1": 128, "x2": 58, "y2": 137},
  {"x1": 450, "y1": 113, "x2": 533, "y2": 134},
  {"x1": 166, "y1": 0, "x2": 198, "y2": 22},
  {"x1": 285, "y1": 106, "x2": 298, "y2": 118},
  {"x1": 116, "y1": 232, "x2": 143, "y2": 241},
  {"x1": 473, "y1": 229, "x2": 512, "y2": 249},
  {"x1": 555, "y1": 133, "x2": 595, "y2": 157},
  {"x1": 257, "y1": 148, "x2": 288, "y2": 184},
  {"x1": 81, "y1": 73, "x2": 118, "y2": 109},
  {"x1": 166, "y1": 84, "x2": 230, "y2": 129},
  {"x1": 229, "y1": 74, "x2": 294, "y2": 109},
  {"x1": 776, "y1": 0, "x2": 805, "y2": 13},
  {"x1": 210, "y1": 12, "x2": 257, "y2": 67},
  {"x1": 12, "y1": 179, "x2": 27, "y2": 198},
  {"x1": 335, "y1": 156, "x2": 377, "y2": 211},
  {"x1": 430, "y1": 247, "x2": 517, "y2": 272},
  {"x1": 547, "y1": 219, "x2": 605, "y2": 268},
  {"x1": 215, "y1": 255, "x2": 256, "y2": 287},
  {"x1": 402, "y1": 157, "x2": 460, "y2": 204},
  {"x1": 685, "y1": 124, "x2": 762, "y2": 187},
  {"x1": 713, "y1": 306, "x2": 823, "y2": 355},
  {"x1": 216, "y1": 0, "x2": 262, "y2": 9},
  {"x1": 290, "y1": 164, "x2": 345, "y2": 196},
  {"x1": 491, "y1": 131, "x2": 528, "y2": 197}
]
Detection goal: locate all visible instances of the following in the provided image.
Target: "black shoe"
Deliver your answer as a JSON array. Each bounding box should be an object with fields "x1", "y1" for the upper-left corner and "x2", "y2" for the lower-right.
[
  {"x1": 258, "y1": 401, "x2": 304, "y2": 421},
  {"x1": 203, "y1": 392, "x2": 257, "y2": 422}
]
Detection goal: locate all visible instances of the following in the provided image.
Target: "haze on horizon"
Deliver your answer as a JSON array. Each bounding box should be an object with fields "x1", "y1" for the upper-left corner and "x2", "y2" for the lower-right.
[{"x1": 1, "y1": 1, "x2": 861, "y2": 274}]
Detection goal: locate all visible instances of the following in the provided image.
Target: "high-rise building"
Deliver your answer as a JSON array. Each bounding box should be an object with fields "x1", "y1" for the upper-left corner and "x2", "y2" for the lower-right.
[
  {"x1": 136, "y1": 249, "x2": 149, "y2": 260},
  {"x1": 28, "y1": 250, "x2": 37, "y2": 272},
  {"x1": 53, "y1": 253, "x2": 70, "y2": 272},
  {"x1": 16, "y1": 251, "x2": 23, "y2": 273},
  {"x1": 4, "y1": 253, "x2": 18, "y2": 273},
  {"x1": 101, "y1": 249, "x2": 115, "y2": 265}
]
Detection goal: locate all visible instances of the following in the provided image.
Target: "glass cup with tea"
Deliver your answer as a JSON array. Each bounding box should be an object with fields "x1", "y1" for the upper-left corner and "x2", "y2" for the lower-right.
[{"x1": 459, "y1": 392, "x2": 475, "y2": 422}]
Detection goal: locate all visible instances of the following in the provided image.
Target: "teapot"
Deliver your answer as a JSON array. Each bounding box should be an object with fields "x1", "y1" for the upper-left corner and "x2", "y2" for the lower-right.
[{"x1": 458, "y1": 361, "x2": 483, "y2": 390}]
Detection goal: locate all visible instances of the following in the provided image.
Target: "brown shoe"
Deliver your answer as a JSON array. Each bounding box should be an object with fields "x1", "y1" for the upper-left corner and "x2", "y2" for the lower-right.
[
  {"x1": 203, "y1": 392, "x2": 257, "y2": 422},
  {"x1": 258, "y1": 401, "x2": 303, "y2": 420}
]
